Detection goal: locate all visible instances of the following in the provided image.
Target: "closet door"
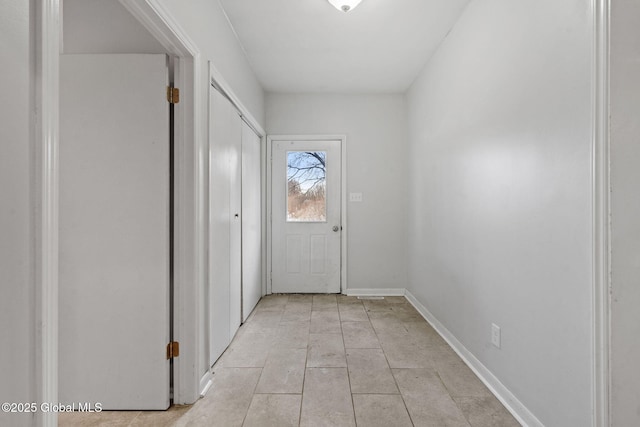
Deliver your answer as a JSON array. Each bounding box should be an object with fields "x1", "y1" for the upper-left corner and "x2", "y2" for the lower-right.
[
  {"x1": 241, "y1": 122, "x2": 262, "y2": 320},
  {"x1": 209, "y1": 88, "x2": 242, "y2": 366},
  {"x1": 229, "y1": 115, "x2": 242, "y2": 338}
]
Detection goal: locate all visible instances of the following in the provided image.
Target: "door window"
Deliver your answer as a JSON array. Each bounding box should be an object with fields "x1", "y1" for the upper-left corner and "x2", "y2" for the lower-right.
[{"x1": 286, "y1": 151, "x2": 327, "y2": 222}]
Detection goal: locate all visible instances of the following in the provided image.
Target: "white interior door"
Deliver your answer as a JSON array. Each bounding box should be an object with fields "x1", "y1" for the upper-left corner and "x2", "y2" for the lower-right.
[
  {"x1": 229, "y1": 112, "x2": 242, "y2": 338},
  {"x1": 271, "y1": 140, "x2": 342, "y2": 293},
  {"x1": 209, "y1": 87, "x2": 242, "y2": 365},
  {"x1": 241, "y1": 122, "x2": 262, "y2": 320},
  {"x1": 59, "y1": 54, "x2": 170, "y2": 410}
]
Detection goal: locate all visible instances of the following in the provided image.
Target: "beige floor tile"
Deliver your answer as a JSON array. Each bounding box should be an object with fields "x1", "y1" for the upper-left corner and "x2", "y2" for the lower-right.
[
  {"x1": 346, "y1": 349, "x2": 398, "y2": 394},
  {"x1": 300, "y1": 368, "x2": 355, "y2": 427},
  {"x1": 238, "y1": 323, "x2": 280, "y2": 338},
  {"x1": 215, "y1": 344, "x2": 270, "y2": 368},
  {"x1": 283, "y1": 296, "x2": 313, "y2": 312},
  {"x1": 352, "y1": 394, "x2": 413, "y2": 427},
  {"x1": 369, "y1": 314, "x2": 409, "y2": 335},
  {"x1": 341, "y1": 321, "x2": 380, "y2": 349},
  {"x1": 272, "y1": 321, "x2": 310, "y2": 349},
  {"x1": 378, "y1": 330, "x2": 446, "y2": 364},
  {"x1": 307, "y1": 333, "x2": 347, "y2": 367},
  {"x1": 285, "y1": 298, "x2": 313, "y2": 309},
  {"x1": 380, "y1": 340, "x2": 432, "y2": 369},
  {"x1": 256, "y1": 295, "x2": 290, "y2": 311},
  {"x1": 337, "y1": 295, "x2": 363, "y2": 305},
  {"x1": 129, "y1": 405, "x2": 191, "y2": 426},
  {"x1": 376, "y1": 330, "x2": 413, "y2": 348},
  {"x1": 58, "y1": 410, "x2": 141, "y2": 427},
  {"x1": 255, "y1": 348, "x2": 307, "y2": 393},
  {"x1": 243, "y1": 310, "x2": 283, "y2": 331},
  {"x1": 436, "y1": 362, "x2": 492, "y2": 398},
  {"x1": 312, "y1": 294, "x2": 338, "y2": 310},
  {"x1": 365, "y1": 309, "x2": 398, "y2": 319},
  {"x1": 281, "y1": 307, "x2": 312, "y2": 322},
  {"x1": 175, "y1": 368, "x2": 261, "y2": 427},
  {"x1": 427, "y1": 345, "x2": 464, "y2": 368},
  {"x1": 390, "y1": 304, "x2": 423, "y2": 321},
  {"x1": 231, "y1": 330, "x2": 278, "y2": 349},
  {"x1": 243, "y1": 394, "x2": 302, "y2": 427},
  {"x1": 362, "y1": 299, "x2": 393, "y2": 312},
  {"x1": 288, "y1": 294, "x2": 314, "y2": 303},
  {"x1": 393, "y1": 368, "x2": 471, "y2": 427},
  {"x1": 377, "y1": 320, "x2": 449, "y2": 350},
  {"x1": 392, "y1": 303, "x2": 419, "y2": 314},
  {"x1": 404, "y1": 321, "x2": 447, "y2": 347},
  {"x1": 454, "y1": 396, "x2": 521, "y2": 427},
  {"x1": 310, "y1": 310, "x2": 341, "y2": 334},
  {"x1": 215, "y1": 330, "x2": 274, "y2": 367},
  {"x1": 338, "y1": 304, "x2": 369, "y2": 322}
]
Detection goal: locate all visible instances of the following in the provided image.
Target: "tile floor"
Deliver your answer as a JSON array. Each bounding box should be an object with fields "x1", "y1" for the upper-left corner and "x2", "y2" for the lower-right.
[{"x1": 59, "y1": 294, "x2": 520, "y2": 427}]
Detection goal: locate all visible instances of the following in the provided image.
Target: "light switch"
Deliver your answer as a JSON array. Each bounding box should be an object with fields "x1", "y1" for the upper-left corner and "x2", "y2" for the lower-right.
[{"x1": 349, "y1": 192, "x2": 363, "y2": 202}]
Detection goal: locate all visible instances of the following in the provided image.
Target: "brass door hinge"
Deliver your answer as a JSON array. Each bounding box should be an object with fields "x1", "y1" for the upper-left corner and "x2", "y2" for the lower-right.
[
  {"x1": 167, "y1": 86, "x2": 180, "y2": 104},
  {"x1": 166, "y1": 341, "x2": 180, "y2": 359}
]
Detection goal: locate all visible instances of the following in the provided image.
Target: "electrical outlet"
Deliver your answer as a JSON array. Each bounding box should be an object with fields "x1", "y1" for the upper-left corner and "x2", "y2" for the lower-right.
[
  {"x1": 491, "y1": 323, "x2": 501, "y2": 348},
  {"x1": 349, "y1": 192, "x2": 363, "y2": 202}
]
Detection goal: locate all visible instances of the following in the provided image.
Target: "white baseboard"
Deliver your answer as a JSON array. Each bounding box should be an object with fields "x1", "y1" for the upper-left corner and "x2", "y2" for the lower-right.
[
  {"x1": 404, "y1": 290, "x2": 543, "y2": 427},
  {"x1": 345, "y1": 288, "x2": 406, "y2": 297},
  {"x1": 199, "y1": 372, "x2": 213, "y2": 398}
]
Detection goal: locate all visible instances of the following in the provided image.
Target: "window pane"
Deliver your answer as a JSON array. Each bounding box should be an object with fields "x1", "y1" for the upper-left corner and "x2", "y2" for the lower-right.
[{"x1": 287, "y1": 151, "x2": 326, "y2": 222}]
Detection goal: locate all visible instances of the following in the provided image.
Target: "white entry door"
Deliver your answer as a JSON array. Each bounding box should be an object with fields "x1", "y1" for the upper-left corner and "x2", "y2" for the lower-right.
[
  {"x1": 59, "y1": 54, "x2": 170, "y2": 409},
  {"x1": 271, "y1": 140, "x2": 342, "y2": 293}
]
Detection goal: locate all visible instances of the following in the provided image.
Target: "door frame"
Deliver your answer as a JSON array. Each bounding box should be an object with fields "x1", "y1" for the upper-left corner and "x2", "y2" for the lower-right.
[
  {"x1": 266, "y1": 135, "x2": 348, "y2": 295},
  {"x1": 119, "y1": 0, "x2": 202, "y2": 407},
  {"x1": 37, "y1": 1, "x2": 204, "y2": 423},
  {"x1": 591, "y1": 0, "x2": 611, "y2": 425}
]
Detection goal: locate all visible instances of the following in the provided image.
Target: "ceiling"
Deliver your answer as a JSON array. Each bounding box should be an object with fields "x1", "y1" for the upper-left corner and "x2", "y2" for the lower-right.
[{"x1": 218, "y1": 0, "x2": 470, "y2": 94}]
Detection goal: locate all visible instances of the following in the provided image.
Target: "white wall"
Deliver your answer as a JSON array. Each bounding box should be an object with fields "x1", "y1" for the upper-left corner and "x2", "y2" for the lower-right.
[
  {"x1": 0, "y1": 0, "x2": 34, "y2": 426},
  {"x1": 610, "y1": 1, "x2": 640, "y2": 425},
  {"x1": 266, "y1": 93, "x2": 408, "y2": 292},
  {"x1": 63, "y1": 0, "x2": 166, "y2": 54},
  {"x1": 405, "y1": 1, "x2": 593, "y2": 425},
  {"x1": 159, "y1": 0, "x2": 265, "y2": 126}
]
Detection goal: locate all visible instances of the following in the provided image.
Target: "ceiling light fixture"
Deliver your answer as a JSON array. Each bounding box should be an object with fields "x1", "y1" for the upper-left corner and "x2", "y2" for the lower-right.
[{"x1": 327, "y1": 0, "x2": 363, "y2": 13}]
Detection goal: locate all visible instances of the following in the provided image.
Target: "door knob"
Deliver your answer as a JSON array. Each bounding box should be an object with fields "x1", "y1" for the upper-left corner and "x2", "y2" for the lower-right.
[{"x1": 332, "y1": 225, "x2": 340, "y2": 232}]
